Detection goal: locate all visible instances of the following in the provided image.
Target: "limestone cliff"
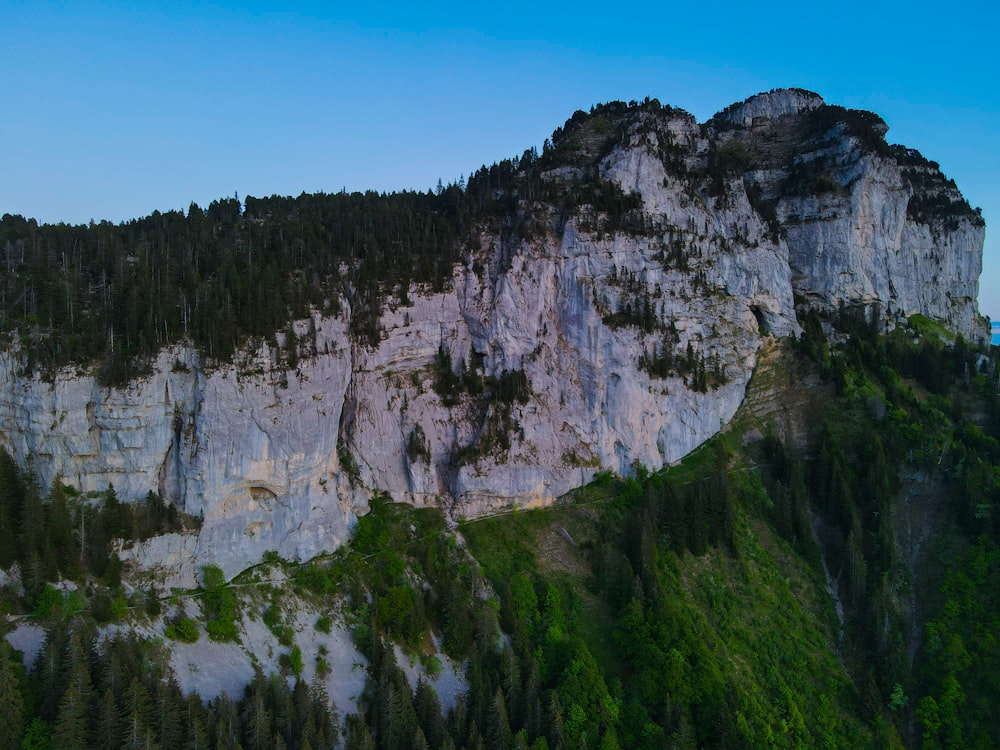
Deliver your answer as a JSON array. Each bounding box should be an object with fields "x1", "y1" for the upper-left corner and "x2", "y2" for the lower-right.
[{"x1": 0, "y1": 90, "x2": 985, "y2": 581}]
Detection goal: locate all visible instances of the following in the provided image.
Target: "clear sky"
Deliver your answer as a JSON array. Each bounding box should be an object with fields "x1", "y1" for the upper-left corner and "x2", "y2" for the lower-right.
[{"x1": 3, "y1": 1, "x2": 998, "y2": 317}]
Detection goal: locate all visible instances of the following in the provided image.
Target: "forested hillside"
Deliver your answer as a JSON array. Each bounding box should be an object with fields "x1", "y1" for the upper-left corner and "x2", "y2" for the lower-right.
[{"x1": 3, "y1": 306, "x2": 998, "y2": 749}]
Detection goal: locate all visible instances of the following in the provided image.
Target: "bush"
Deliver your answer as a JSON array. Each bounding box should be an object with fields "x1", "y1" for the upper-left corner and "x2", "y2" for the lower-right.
[
  {"x1": 110, "y1": 595, "x2": 129, "y2": 621},
  {"x1": 165, "y1": 616, "x2": 200, "y2": 643},
  {"x1": 280, "y1": 645, "x2": 304, "y2": 676},
  {"x1": 315, "y1": 614, "x2": 333, "y2": 634}
]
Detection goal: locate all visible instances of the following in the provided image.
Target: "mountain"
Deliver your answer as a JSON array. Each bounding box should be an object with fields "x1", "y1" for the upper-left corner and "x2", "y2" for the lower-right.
[
  {"x1": 1, "y1": 89, "x2": 996, "y2": 750},
  {"x1": 0, "y1": 89, "x2": 984, "y2": 583}
]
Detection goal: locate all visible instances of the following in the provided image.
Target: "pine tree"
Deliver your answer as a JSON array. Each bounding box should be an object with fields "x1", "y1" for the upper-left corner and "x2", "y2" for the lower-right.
[
  {"x1": 242, "y1": 674, "x2": 271, "y2": 750},
  {"x1": 21, "y1": 717, "x2": 52, "y2": 750},
  {"x1": 308, "y1": 673, "x2": 336, "y2": 748},
  {"x1": 33, "y1": 624, "x2": 70, "y2": 722},
  {"x1": 95, "y1": 688, "x2": 120, "y2": 750},
  {"x1": 412, "y1": 726, "x2": 430, "y2": 750},
  {"x1": 18, "y1": 480, "x2": 44, "y2": 559},
  {"x1": 64, "y1": 631, "x2": 94, "y2": 708},
  {"x1": 265, "y1": 675, "x2": 293, "y2": 748},
  {"x1": 499, "y1": 648, "x2": 521, "y2": 722},
  {"x1": 186, "y1": 713, "x2": 210, "y2": 750},
  {"x1": 21, "y1": 549, "x2": 48, "y2": 606},
  {"x1": 53, "y1": 682, "x2": 90, "y2": 750},
  {"x1": 467, "y1": 719, "x2": 486, "y2": 750},
  {"x1": 121, "y1": 677, "x2": 153, "y2": 749},
  {"x1": 544, "y1": 693, "x2": 565, "y2": 750},
  {"x1": 211, "y1": 693, "x2": 240, "y2": 750},
  {"x1": 449, "y1": 692, "x2": 468, "y2": 744},
  {"x1": 414, "y1": 677, "x2": 446, "y2": 749},
  {"x1": 46, "y1": 481, "x2": 80, "y2": 577},
  {"x1": 344, "y1": 714, "x2": 376, "y2": 750},
  {"x1": 98, "y1": 640, "x2": 126, "y2": 701},
  {"x1": 520, "y1": 658, "x2": 541, "y2": 739},
  {"x1": 156, "y1": 675, "x2": 184, "y2": 749},
  {"x1": 0, "y1": 449, "x2": 25, "y2": 568},
  {"x1": 598, "y1": 728, "x2": 621, "y2": 750},
  {"x1": 0, "y1": 641, "x2": 25, "y2": 750},
  {"x1": 486, "y1": 688, "x2": 512, "y2": 750}
]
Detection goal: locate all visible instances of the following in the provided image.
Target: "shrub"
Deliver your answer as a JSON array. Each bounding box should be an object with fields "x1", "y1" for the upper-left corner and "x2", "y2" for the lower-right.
[
  {"x1": 165, "y1": 616, "x2": 200, "y2": 643},
  {"x1": 315, "y1": 614, "x2": 333, "y2": 634},
  {"x1": 280, "y1": 645, "x2": 304, "y2": 676}
]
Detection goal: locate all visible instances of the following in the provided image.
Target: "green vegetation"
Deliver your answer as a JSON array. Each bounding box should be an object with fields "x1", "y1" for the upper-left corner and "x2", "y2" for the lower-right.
[
  {"x1": 315, "y1": 614, "x2": 333, "y2": 634},
  {"x1": 638, "y1": 337, "x2": 727, "y2": 391},
  {"x1": 294, "y1": 493, "x2": 483, "y2": 657},
  {"x1": 0, "y1": 459, "x2": 198, "y2": 609},
  {"x1": 200, "y1": 564, "x2": 240, "y2": 642},
  {"x1": 0, "y1": 622, "x2": 339, "y2": 750},
  {"x1": 262, "y1": 601, "x2": 295, "y2": 646},
  {"x1": 461, "y1": 446, "x2": 878, "y2": 748},
  {"x1": 164, "y1": 615, "x2": 200, "y2": 643}
]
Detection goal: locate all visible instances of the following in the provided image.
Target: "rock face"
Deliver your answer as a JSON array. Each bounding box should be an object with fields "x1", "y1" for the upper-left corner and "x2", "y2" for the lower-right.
[
  {"x1": 708, "y1": 90, "x2": 984, "y2": 337},
  {"x1": 0, "y1": 90, "x2": 985, "y2": 580},
  {"x1": 0, "y1": 319, "x2": 360, "y2": 583}
]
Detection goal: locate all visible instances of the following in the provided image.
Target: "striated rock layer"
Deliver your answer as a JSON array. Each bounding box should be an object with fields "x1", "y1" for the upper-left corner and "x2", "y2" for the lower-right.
[{"x1": 0, "y1": 89, "x2": 985, "y2": 581}]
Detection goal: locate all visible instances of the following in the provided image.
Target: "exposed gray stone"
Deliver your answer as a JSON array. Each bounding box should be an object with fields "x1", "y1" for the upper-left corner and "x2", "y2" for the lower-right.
[{"x1": 0, "y1": 91, "x2": 984, "y2": 581}]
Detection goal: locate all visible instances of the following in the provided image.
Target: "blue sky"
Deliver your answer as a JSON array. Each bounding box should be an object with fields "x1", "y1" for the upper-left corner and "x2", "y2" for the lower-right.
[{"x1": 3, "y1": 1, "x2": 998, "y2": 317}]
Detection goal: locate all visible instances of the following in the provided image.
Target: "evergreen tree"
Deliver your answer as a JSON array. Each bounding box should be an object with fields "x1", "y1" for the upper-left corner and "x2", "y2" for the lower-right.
[
  {"x1": 0, "y1": 449, "x2": 24, "y2": 568},
  {"x1": 244, "y1": 690, "x2": 272, "y2": 750},
  {"x1": 95, "y1": 688, "x2": 120, "y2": 750},
  {"x1": 307, "y1": 674, "x2": 336, "y2": 749},
  {"x1": 64, "y1": 631, "x2": 94, "y2": 710},
  {"x1": 120, "y1": 677, "x2": 153, "y2": 749},
  {"x1": 0, "y1": 641, "x2": 25, "y2": 750},
  {"x1": 544, "y1": 693, "x2": 565, "y2": 750},
  {"x1": 33, "y1": 625, "x2": 70, "y2": 722},
  {"x1": 414, "y1": 677, "x2": 446, "y2": 749},
  {"x1": 52, "y1": 682, "x2": 90, "y2": 750},
  {"x1": 45, "y1": 482, "x2": 79, "y2": 578},
  {"x1": 344, "y1": 714, "x2": 376, "y2": 750},
  {"x1": 412, "y1": 726, "x2": 430, "y2": 750},
  {"x1": 467, "y1": 719, "x2": 486, "y2": 750},
  {"x1": 448, "y1": 692, "x2": 468, "y2": 744},
  {"x1": 21, "y1": 717, "x2": 52, "y2": 750},
  {"x1": 486, "y1": 688, "x2": 512, "y2": 750},
  {"x1": 185, "y1": 711, "x2": 211, "y2": 750},
  {"x1": 155, "y1": 675, "x2": 184, "y2": 749},
  {"x1": 211, "y1": 693, "x2": 241, "y2": 750}
]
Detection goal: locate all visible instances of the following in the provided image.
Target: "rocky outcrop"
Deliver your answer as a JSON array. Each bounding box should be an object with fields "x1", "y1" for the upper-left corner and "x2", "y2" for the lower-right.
[
  {"x1": 708, "y1": 89, "x2": 984, "y2": 338},
  {"x1": 0, "y1": 90, "x2": 984, "y2": 580}
]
